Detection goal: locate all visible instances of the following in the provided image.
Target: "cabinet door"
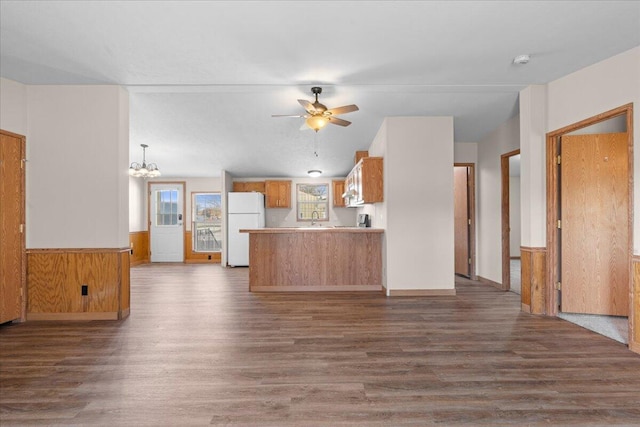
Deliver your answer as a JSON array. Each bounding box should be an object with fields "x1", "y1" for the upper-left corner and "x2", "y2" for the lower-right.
[
  {"x1": 332, "y1": 180, "x2": 346, "y2": 207},
  {"x1": 0, "y1": 131, "x2": 25, "y2": 323},
  {"x1": 265, "y1": 180, "x2": 291, "y2": 208},
  {"x1": 233, "y1": 181, "x2": 266, "y2": 193}
]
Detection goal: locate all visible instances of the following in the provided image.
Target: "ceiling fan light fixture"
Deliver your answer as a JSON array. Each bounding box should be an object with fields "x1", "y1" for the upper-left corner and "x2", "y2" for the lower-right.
[
  {"x1": 307, "y1": 169, "x2": 322, "y2": 177},
  {"x1": 306, "y1": 115, "x2": 328, "y2": 132}
]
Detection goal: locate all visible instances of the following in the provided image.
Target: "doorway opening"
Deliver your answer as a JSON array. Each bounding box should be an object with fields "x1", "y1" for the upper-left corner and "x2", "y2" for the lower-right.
[
  {"x1": 501, "y1": 150, "x2": 520, "y2": 292},
  {"x1": 453, "y1": 163, "x2": 476, "y2": 280},
  {"x1": 546, "y1": 104, "x2": 633, "y2": 345}
]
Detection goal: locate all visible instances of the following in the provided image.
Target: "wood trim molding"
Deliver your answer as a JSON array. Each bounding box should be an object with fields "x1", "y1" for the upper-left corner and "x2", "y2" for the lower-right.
[
  {"x1": 546, "y1": 103, "x2": 636, "y2": 354},
  {"x1": 477, "y1": 275, "x2": 505, "y2": 291},
  {"x1": 27, "y1": 247, "x2": 131, "y2": 253},
  {"x1": 27, "y1": 312, "x2": 120, "y2": 321},
  {"x1": 501, "y1": 149, "x2": 520, "y2": 292},
  {"x1": 387, "y1": 289, "x2": 456, "y2": 297}
]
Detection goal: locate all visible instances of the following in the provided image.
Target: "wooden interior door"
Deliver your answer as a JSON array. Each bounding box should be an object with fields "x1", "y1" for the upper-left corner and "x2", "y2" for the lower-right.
[
  {"x1": 560, "y1": 133, "x2": 629, "y2": 316},
  {"x1": 454, "y1": 166, "x2": 470, "y2": 277},
  {"x1": 0, "y1": 130, "x2": 25, "y2": 323}
]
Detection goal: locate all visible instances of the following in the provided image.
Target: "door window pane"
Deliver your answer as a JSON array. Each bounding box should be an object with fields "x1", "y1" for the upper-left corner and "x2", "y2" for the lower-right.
[{"x1": 156, "y1": 190, "x2": 178, "y2": 226}]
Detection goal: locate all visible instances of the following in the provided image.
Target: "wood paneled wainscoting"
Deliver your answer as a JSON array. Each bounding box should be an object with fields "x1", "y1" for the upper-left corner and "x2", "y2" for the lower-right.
[
  {"x1": 128, "y1": 231, "x2": 220, "y2": 265},
  {"x1": 129, "y1": 231, "x2": 149, "y2": 266},
  {"x1": 26, "y1": 248, "x2": 130, "y2": 320},
  {"x1": 185, "y1": 230, "x2": 221, "y2": 264},
  {"x1": 521, "y1": 246, "x2": 547, "y2": 314},
  {"x1": 631, "y1": 256, "x2": 640, "y2": 353}
]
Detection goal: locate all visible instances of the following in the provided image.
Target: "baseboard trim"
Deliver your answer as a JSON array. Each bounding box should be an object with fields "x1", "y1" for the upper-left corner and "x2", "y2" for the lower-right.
[
  {"x1": 27, "y1": 312, "x2": 119, "y2": 321},
  {"x1": 387, "y1": 289, "x2": 456, "y2": 297},
  {"x1": 119, "y1": 308, "x2": 130, "y2": 320},
  {"x1": 521, "y1": 303, "x2": 531, "y2": 313},
  {"x1": 185, "y1": 259, "x2": 221, "y2": 264},
  {"x1": 477, "y1": 275, "x2": 507, "y2": 291},
  {"x1": 251, "y1": 285, "x2": 383, "y2": 292}
]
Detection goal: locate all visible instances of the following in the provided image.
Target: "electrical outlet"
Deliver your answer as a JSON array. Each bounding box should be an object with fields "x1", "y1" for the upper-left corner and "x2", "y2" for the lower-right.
[
  {"x1": 81, "y1": 284, "x2": 88, "y2": 296},
  {"x1": 208, "y1": 255, "x2": 212, "y2": 260}
]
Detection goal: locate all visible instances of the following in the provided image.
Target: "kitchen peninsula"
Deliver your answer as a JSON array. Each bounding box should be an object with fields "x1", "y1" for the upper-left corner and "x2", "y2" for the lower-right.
[{"x1": 240, "y1": 227, "x2": 383, "y2": 292}]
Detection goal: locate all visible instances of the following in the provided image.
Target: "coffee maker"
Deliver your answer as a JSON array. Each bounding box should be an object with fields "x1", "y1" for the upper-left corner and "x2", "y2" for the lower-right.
[{"x1": 357, "y1": 214, "x2": 370, "y2": 228}]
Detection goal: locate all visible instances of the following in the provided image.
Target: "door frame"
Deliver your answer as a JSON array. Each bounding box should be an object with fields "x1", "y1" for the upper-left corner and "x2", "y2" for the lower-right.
[
  {"x1": 501, "y1": 150, "x2": 520, "y2": 291},
  {"x1": 454, "y1": 163, "x2": 476, "y2": 280},
  {"x1": 546, "y1": 103, "x2": 634, "y2": 333},
  {"x1": 0, "y1": 129, "x2": 26, "y2": 322},
  {"x1": 147, "y1": 181, "x2": 186, "y2": 263}
]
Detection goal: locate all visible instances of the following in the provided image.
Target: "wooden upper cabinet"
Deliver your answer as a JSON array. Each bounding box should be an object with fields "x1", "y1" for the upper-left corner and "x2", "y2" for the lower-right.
[
  {"x1": 332, "y1": 180, "x2": 346, "y2": 207},
  {"x1": 233, "y1": 181, "x2": 266, "y2": 193},
  {"x1": 354, "y1": 150, "x2": 369, "y2": 165},
  {"x1": 344, "y1": 157, "x2": 383, "y2": 207},
  {"x1": 265, "y1": 180, "x2": 291, "y2": 208}
]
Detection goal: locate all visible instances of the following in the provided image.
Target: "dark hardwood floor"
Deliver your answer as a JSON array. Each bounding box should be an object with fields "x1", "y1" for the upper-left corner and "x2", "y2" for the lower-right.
[{"x1": 1, "y1": 264, "x2": 640, "y2": 426}]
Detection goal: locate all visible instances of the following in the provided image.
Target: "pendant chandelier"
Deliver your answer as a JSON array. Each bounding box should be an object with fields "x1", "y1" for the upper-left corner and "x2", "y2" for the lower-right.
[{"x1": 129, "y1": 144, "x2": 161, "y2": 178}]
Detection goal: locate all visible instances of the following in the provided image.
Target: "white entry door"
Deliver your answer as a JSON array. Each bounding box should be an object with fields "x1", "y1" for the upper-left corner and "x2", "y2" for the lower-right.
[{"x1": 150, "y1": 183, "x2": 184, "y2": 262}]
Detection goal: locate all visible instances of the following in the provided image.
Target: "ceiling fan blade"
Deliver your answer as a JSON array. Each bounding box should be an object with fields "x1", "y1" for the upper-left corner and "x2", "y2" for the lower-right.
[
  {"x1": 298, "y1": 99, "x2": 317, "y2": 114},
  {"x1": 272, "y1": 114, "x2": 305, "y2": 118},
  {"x1": 326, "y1": 104, "x2": 359, "y2": 116},
  {"x1": 328, "y1": 117, "x2": 351, "y2": 127}
]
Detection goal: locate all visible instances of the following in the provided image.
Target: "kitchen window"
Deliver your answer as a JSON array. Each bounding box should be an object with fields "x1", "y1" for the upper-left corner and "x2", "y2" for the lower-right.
[
  {"x1": 297, "y1": 183, "x2": 329, "y2": 222},
  {"x1": 192, "y1": 192, "x2": 222, "y2": 252}
]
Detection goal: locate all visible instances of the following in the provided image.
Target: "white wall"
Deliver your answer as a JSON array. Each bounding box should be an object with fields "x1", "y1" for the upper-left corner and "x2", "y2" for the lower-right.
[
  {"x1": 509, "y1": 176, "x2": 521, "y2": 257},
  {"x1": 520, "y1": 46, "x2": 640, "y2": 252},
  {"x1": 25, "y1": 85, "x2": 129, "y2": 249},
  {"x1": 370, "y1": 117, "x2": 455, "y2": 292},
  {"x1": 129, "y1": 177, "x2": 146, "y2": 232},
  {"x1": 548, "y1": 46, "x2": 640, "y2": 252},
  {"x1": 454, "y1": 142, "x2": 478, "y2": 164},
  {"x1": 476, "y1": 115, "x2": 520, "y2": 283},
  {"x1": 128, "y1": 177, "x2": 222, "y2": 233},
  {"x1": 0, "y1": 77, "x2": 27, "y2": 135}
]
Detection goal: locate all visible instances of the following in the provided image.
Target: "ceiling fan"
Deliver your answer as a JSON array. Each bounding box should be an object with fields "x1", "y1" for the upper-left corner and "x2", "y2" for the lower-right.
[{"x1": 272, "y1": 87, "x2": 359, "y2": 132}]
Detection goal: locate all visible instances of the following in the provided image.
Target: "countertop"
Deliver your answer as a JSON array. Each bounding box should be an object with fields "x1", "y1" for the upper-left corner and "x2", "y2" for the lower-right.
[{"x1": 240, "y1": 227, "x2": 384, "y2": 233}]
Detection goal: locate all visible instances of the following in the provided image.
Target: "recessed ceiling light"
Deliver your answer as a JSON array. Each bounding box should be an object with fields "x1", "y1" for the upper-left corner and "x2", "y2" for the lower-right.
[
  {"x1": 307, "y1": 170, "x2": 322, "y2": 177},
  {"x1": 513, "y1": 54, "x2": 530, "y2": 65}
]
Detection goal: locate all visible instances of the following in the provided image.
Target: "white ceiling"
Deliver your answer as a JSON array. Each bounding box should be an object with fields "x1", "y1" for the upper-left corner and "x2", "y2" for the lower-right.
[{"x1": 1, "y1": 1, "x2": 639, "y2": 178}]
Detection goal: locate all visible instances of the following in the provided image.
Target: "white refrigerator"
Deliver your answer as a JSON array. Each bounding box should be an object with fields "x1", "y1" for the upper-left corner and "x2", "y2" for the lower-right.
[{"x1": 227, "y1": 192, "x2": 265, "y2": 266}]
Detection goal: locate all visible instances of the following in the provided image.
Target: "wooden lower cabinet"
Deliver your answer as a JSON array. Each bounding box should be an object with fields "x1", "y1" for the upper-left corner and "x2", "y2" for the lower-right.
[{"x1": 245, "y1": 228, "x2": 383, "y2": 292}]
